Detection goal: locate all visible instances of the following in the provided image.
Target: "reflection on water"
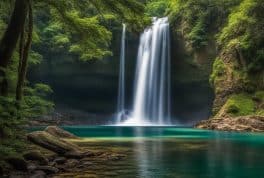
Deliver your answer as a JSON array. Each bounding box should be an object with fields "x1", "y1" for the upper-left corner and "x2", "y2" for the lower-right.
[{"x1": 57, "y1": 127, "x2": 264, "y2": 178}]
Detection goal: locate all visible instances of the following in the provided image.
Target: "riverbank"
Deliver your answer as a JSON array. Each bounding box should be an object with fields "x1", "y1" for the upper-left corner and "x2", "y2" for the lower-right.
[
  {"x1": 195, "y1": 116, "x2": 264, "y2": 132},
  {"x1": 1, "y1": 126, "x2": 125, "y2": 178}
]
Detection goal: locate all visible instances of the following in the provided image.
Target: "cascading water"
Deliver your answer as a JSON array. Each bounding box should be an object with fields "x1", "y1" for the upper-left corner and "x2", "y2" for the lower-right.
[
  {"x1": 117, "y1": 24, "x2": 126, "y2": 123},
  {"x1": 118, "y1": 17, "x2": 171, "y2": 126}
]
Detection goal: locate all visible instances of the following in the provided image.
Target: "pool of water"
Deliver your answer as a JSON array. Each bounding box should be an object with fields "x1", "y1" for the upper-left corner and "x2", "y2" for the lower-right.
[{"x1": 35, "y1": 126, "x2": 264, "y2": 178}]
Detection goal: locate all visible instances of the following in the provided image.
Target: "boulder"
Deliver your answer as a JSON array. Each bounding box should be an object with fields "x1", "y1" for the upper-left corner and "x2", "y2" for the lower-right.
[
  {"x1": 29, "y1": 170, "x2": 46, "y2": 178},
  {"x1": 36, "y1": 166, "x2": 59, "y2": 174},
  {"x1": 64, "y1": 150, "x2": 84, "y2": 159},
  {"x1": 27, "y1": 162, "x2": 38, "y2": 172},
  {"x1": 64, "y1": 159, "x2": 79, "y2": 168},
  {"x1": 27, "y1": 131, "x2": 80, "y2": 155},
  {"x1": 9, "y1": 172, "x2": 28, "y2": 178},
  {"x1": 45, "y1": 126, "x2": 78, "y2": 139},
  {"x1": 5, "y1": 157, "x2": 28, "y2": 171},
  {"x1": 54, "y1": 157, "x2": 66, "y2": 164},
  {"x1": 23, "y1": 151, "x2": 48, "y2": 165}
]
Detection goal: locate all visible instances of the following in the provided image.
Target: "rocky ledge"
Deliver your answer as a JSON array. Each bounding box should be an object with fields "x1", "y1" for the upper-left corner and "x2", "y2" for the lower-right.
[
  {"x1": 195, "y1": 116, "x2": 264, "y2": 132},
  {"x1": 3, "y1": 126, "x2": 125, "y2": 178}
]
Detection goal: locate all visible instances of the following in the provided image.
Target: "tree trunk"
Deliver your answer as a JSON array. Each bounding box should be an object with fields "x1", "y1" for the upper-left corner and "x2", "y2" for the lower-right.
[
  {"x1": 0, "y1": 0, "x2": 28, "y2": 96},
  {"x1": 16, "y1": 1, "x2": 33, "y2": 101}
]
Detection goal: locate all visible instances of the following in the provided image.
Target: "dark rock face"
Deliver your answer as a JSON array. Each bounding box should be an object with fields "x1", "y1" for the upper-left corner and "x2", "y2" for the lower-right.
[
  {"x1": 45, "y1": 126, "x2": 78, "y2": 139},
  {"x1": 54, "y1": 157, "x2": 66, "y2": 164},
  {"x1": 0, "y1": 165, "x2": 3, "y2": 176},
  {"x1": 195, "y1": 116, "x2": 264, "y2": 132},
  {"x1": 35, "y1": 166, "x2": 59, "y2": 174},
  {"x1": 64, "y1": 150, "x2": 84, "y2": 159},
  {"x1": 23, "y1": 151, "x2": 48, "y2": 165},
  {"x1": 5, "y1": 157, "x2": 28, "y2": 171},
  {"x1": 29, "y1": 170, "x2": 46, "y2": 178}
]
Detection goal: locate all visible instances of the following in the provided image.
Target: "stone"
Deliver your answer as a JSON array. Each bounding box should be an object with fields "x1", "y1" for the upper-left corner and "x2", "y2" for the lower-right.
[
  {"x1": 64, "y1": 159, "x2": 79, "y2": 168},
  {"x1": 36, "y1": 165, "x2": 59, "y2": 174},
  {"x1": 195, "y1": 116, "x2": 264, "y2": 132},
  {"x1": 64, "y1": 150, "x2": 83, "y2": 159},
  {"x1": 82, "y1": 161, "x2": 93, "y2": 167},
  {"x1": 5, "y1": 157, "x2": 28, "y2": 171},
  {"x1": 27, "y1": 162, "x2": 38, "y2": 172},
  {"x1": 23, "y1": 151, "x2": 48, "y2": 165},
  {"x1": 27, "y1": 131, "x2": 80, "y2": 155},
  {"x1": 45, "y1": 126, "x2": 78, "y2": 139},
  {"x1": 54, "y1": 157, "x2": 66, "y2": 164},
  {"x1": 9, "y1": 171, "x2": 28, "y2": 178},
  {"x1": 107, "y1": 154, "x2": 126, "y2": 161},
  {"x1": 29, "y1": 170, "x2": 47, "y2": 178}
]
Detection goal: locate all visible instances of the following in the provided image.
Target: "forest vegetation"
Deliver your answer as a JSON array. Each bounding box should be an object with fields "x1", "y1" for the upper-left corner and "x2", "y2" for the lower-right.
[{"x1": 0, "y1": 0, "x2": 263, "y2": 175}]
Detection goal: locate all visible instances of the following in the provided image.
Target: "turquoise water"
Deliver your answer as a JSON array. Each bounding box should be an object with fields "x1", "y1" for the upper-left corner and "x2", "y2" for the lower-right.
[{"x1": 35, "y1": 126, "x2": 264, "y2": 178}]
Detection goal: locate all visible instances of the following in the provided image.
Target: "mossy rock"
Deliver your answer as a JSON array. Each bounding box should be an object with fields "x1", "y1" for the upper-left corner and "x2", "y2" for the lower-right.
[
  {"x1": 45, "y1": 126, "x2": 78, "y2": 139},
  {"x1": 225, "y1": 93, "x2": 255, "y2": 116},
  {"x1": 209, "y1": 57, "x2": 226, "y2": 86},
  {"x1": 27, "y1": 131, "x2": 80, "y2": 155}
]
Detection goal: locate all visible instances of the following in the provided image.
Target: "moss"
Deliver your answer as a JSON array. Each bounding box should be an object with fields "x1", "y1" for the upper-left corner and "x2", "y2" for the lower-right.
[
  {"x1": 209, "y1": 58, "x2": 226, "y2": 86},
  {"x1": 225, "y1": 93, "x2": 255, "y2": 116},
  {"x1": 254, "y1": 91, "x2": 264, "y2": 101}
]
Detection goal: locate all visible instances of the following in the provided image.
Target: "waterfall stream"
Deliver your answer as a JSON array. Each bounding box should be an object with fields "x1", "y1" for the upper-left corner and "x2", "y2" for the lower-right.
[
  {"x1": 117, "y1": 24, "x2": 126, "y2": 123},
  {"x1": 117, "y1": 17, "x2": 171, "y2": 126}
]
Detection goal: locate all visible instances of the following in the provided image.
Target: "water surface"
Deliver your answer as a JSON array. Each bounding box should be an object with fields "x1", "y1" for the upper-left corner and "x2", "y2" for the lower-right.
[{"x1": 53, "y1": 126, "x2": 264, "y2": 178}]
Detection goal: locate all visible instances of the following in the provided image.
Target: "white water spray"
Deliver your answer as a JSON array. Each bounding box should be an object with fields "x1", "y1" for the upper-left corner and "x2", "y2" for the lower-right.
[
  {"x1": 118, "y1": 18, "x2": 171, "y2": 126},
  {"x1": 117, "y1": 24, "x2": 126, "y2": 123}
]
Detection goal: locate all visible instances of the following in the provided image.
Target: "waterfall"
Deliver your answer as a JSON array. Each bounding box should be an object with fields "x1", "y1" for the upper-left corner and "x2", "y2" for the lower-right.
[
  {"x1": 117, "y1": 24, "x2": 126, "y2": 123},
  {"x1": 121, "y1": 17, "x2": 171, "y2": 125}
]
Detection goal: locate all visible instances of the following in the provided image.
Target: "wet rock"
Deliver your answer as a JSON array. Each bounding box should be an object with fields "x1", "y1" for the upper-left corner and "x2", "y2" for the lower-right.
[
  {"x1": 64, "y1": 159, "x2": 79, "y2": 168},
  {"x1": 83, "y1": 151, "x2": 95, "y2": 157},
  {"x1": 45, "y1": 126, "x2": 78, "y2": 139},
  {"x1": 64, "y1": 150, "x2": 83, "y2": 159},
  {"x1": 54, "y1": 157, "x2": 66, "y2": 164},
  {"x1": 195, "y1": 116, "x2": 264, "y2": 132},
  {"x1": 107, "y1": 154, "x2": 126, "y2": 161},
  {"x1": 27, "y1": 131, "x2": 80, "y2": 155},
  {"x1": 9, "y1": 171, "x2": 28, "y2": 178},
  {"x1": 82, "y1": 161, "x2": 93, "y2": 167},
  {"x1": 29, "y1": 170, "x2": 46, "y2": 178},
  {"x1": 36, "y1": 165, "x2": 59, "y2": 174},
  {"x1": 23, "y1": 151, "x2": 48, "y2": 165},
  {"x1": 27, "y1": 162, "x2": 38, "y2": 172},
  {"x1": 5, "y1": 157, "x2": 28, "y2": 171}
]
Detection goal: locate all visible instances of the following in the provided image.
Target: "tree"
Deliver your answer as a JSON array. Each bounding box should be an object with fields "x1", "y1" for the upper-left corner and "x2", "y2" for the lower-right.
[{"x1": 0, "y1": 0, "x2": 28, "y2": 96}]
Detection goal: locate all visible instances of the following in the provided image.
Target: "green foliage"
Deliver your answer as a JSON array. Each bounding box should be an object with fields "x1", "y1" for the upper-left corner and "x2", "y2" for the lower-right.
[
  {"x1": 33, "y1": 0, "x2": 147, "y2": 61},
  {"x1": 209, "y1": 58, "x2": 226, "y2": 86},
  {"x1": 217, "y1": 0, "x2": 264, "y2": 73},
  {"x1": 146, "y1": 0, "x2": 169, "y2": 17},
  {"x1": 167, "y1": 0, "x2": 241, "y2": 50},
  {"x1": 22, "y1": 84, "x2": 54, "y2": 118},
  {"x1": 225, "y1": 93, "x2": 255, "y2": 116}
]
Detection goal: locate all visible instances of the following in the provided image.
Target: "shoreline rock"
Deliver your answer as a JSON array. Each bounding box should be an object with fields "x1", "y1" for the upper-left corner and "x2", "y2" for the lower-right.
[{"x1": 195, "y1": 116, "x2": 264, "y2": 132}]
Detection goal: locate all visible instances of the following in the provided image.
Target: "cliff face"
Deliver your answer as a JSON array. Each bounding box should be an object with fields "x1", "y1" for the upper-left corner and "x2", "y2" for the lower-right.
[{"x1": 169, "y1": 0, "x2": 264, "y2": 130}]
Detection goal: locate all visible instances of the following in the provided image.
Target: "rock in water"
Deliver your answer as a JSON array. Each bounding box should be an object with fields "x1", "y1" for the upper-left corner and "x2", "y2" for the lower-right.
[
  {"x1": 27, "y1": 131, "x2": 80, "y2": 155},
  {"x1": 195, "y1": 116, "x2": 264, "y2": 132},
  {"x1": 45, "y1": 126, "x2": 78, "y2": 139}
]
